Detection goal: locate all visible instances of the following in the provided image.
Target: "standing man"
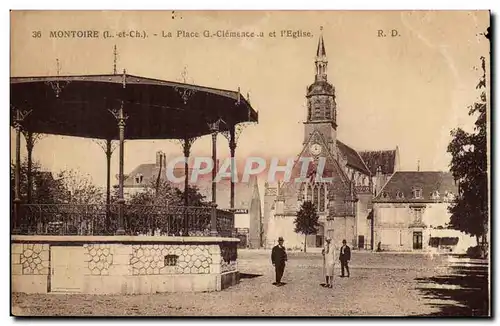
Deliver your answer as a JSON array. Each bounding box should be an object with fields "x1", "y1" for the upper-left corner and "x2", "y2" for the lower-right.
[
  {"x1": 271, "y1": 236, "x2": 288, "y2": 286},
  {"x1": 339, "y1": 239, "x2": 351, "y2": 277}
]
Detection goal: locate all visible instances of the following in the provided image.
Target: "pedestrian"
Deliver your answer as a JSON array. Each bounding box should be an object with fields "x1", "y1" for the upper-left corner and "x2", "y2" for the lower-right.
[
  {"x1": 339, "y1": 239, "x2": 351, "y2": 277},
  {"x1": 271, "y1": 236, "x2": 287, "y2": 286},
  {"x1": 322, "y1": 237, "x2": 336, "y2": 288}
]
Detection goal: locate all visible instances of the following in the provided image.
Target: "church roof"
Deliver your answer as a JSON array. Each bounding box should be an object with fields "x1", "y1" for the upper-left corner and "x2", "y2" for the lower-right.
[
  {"x1": 359, "y1": 149, "x2": 397, "y2": 175},
  {"x1": 121, "y1": 163, "x2": 258, "y2": 210},
  {"x1": 337, "y1": 140, "x2": 371, "y2": 176},
  {"x1": 373, "y1": 171, "x2": 457, "y2": 202}
]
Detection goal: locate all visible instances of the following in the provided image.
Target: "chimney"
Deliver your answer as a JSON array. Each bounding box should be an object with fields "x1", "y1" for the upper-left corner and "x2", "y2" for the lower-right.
[{"x1": 156, "y1": 151, "x2": 165, "y2": 168}]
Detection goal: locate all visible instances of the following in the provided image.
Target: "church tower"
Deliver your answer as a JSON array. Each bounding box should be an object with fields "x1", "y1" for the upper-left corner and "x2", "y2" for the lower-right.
[{"x1": 304, "y1": 28, "x2": 338, "y2": 157}]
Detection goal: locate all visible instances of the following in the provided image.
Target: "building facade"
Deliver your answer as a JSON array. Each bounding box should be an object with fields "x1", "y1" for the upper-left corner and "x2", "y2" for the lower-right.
[
  {"x1": 117, "y1": 151, "x2": 263, "y2": 248},
  {"x1": 263, "y1": 32, "x2": 399, "y2": 250},
  {"x1": 372, "y1": 171, "x2": 475, "y2": 253}
]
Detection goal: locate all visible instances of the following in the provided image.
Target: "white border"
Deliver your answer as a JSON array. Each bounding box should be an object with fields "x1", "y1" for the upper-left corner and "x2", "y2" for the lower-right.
[{"x1": 3, "y1": 1, "x2": 498, "y2": 325}]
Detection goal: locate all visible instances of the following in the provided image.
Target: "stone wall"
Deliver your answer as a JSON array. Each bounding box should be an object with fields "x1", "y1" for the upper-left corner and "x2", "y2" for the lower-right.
[
  {"x1": 13, "y1": 243, "x2": 50, "y2": 275},
  {"x1": 11, "y1": 236, "x2": 240, "y2": 294}
]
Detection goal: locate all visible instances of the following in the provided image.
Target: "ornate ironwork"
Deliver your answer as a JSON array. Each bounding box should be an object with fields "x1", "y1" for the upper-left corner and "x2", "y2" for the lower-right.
[
  {"x1": 174, "y1": 66, "x2": 197, "y2": 105},
  {"x1": 108, "y1": 102, "x2": 128, "y2": 126},
  {"x1": 208, "y1": 118, "x2": 226, "y2": 133},
  {"x1": 13, "y1": 204, "x2": 235, "y2": 237},
  {"x1": 92, "y1": 139, "x2": 118, "y2": 155},
  {"x1": 22, "y1": 131, "x2": 46, "y2": 149},
  {"x1": 12, "y1": 105, "x2": 32, "y2": 130},
  {"x1": 44, "y1": 59, "x2": 70, "y2": 98}
]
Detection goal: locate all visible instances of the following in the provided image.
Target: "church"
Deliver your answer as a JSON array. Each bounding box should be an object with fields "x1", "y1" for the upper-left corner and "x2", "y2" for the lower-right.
[{"x1": 263, "y1": 31, "x2": 399, "y2": 250}]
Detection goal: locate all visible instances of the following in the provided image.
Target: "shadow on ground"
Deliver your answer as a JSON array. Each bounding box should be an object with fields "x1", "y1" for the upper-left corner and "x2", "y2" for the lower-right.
[
  {"x1": 414, "y1": 262, "x2": 489, "y2": 317},
  {"x1": 239, "y1": 273, "x2": 263, "y2": 279}
]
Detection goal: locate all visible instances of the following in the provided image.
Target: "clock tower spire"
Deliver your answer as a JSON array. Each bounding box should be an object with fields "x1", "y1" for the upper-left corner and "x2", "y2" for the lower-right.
[{"x1": 304, "y1": 27, "x2": 338, "y2": 157}]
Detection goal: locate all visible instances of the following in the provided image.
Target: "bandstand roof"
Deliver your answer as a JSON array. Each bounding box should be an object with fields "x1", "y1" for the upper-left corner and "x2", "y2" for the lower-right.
[{"x1": 10, "y1": 73, "x2": 258, "y2": 140}]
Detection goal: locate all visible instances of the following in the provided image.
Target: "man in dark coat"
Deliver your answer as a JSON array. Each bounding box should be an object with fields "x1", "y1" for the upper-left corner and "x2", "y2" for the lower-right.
[
  {"x1": 271, "y1": 236, "x2": 287, "y2": 286},
  {"x1": 339, "y1": 239, "x2": 351, "y2": 277}
]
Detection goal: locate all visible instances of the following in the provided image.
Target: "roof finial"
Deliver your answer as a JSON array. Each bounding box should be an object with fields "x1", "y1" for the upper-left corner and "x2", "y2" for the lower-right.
[
  {"x1": 113, "y1": 45, "x2": 118, "y2": 74},
  {"x1": 320, "y1": 25, "x2": 323, "y2": 31},
  {"x1": 56, "y1": 58, "x2": 60, "y2": 76},
  {"x1": 247, "y1": 91, "x2": 250, "y2": 102},
  {"x1": 417, "y1": 160, "x2": 420, "y2": 172}
]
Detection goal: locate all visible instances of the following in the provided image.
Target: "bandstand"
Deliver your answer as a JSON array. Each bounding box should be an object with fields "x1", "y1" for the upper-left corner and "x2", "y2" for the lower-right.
[{"x1": 10, "y1": 71, "x2": 258, "y2": 294}]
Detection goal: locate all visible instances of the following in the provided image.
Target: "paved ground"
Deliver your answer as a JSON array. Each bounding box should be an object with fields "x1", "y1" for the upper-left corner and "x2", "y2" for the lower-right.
[{"x1": 11, "y1": 250, "x2": 489, "y2": 317}]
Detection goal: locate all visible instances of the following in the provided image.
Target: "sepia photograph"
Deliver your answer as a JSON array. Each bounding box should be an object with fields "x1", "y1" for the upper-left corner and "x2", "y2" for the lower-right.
[{"x1": 9, "y1": 10, "x2": 491, "y2": 317}]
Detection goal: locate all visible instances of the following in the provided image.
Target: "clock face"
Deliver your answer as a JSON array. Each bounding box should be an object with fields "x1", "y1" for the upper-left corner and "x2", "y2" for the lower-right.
[{"x1": 310, "y1": 143, "x2": 322, "y2": 156}]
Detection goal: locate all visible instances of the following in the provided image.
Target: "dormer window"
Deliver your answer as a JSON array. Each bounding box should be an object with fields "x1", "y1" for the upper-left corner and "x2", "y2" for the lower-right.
[
  {"x1": 396, "y1": 191, "x2": 404, "y2": 199},
  {"x1": 412, "y1": 188, "x2": 422, "y2": 199},
  {"x1": 431, "y1": 190, "x2": 440, "y2": 200},
  {"x1": 381, "y1": 192, "x2": 390, "y2": 199},
  {"x1": 135, "y1": 174, "x2": 144, "y2": 184}
]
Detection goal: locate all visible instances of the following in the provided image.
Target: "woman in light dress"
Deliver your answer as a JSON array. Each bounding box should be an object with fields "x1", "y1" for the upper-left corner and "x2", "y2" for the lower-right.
[{"x1": 322, "y1": 237, "x2": 336, "y2": 288}]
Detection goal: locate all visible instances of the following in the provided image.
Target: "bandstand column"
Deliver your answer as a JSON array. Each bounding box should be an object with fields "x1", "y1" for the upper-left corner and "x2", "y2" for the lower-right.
[
  {"x1": 25, "y1": 131, "x2": 34, "y2": 204},
  {"x1": 229, "y1": 125, "x2": 236, "y2": 210},
  {"x1": 105, "y1": 139, "x2": 112, "y2": 231},
  {"x1": 12, "y1": 108, "x2": 30, "y2": 233},
  {"x1": 117, "y1": 106, "x2": 126, "y2": 235},
  {"x1": 209, "y1": 121, "x2": 220, "y2": 236},
  {"x1": 183, "y1": 138, "x2": 191, "y2": 234},
  {"x1": 109, "y1": 94, "x2": 128, "y2": 235}
]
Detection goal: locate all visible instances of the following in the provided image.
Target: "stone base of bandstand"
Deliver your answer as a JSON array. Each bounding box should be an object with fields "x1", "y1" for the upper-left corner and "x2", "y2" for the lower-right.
[{"x1": 11, "y1": 235, "x2": 239, "y2": 294}]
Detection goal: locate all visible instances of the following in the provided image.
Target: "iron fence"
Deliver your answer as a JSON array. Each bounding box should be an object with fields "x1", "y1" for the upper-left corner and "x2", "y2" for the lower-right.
[{"x1": 13, "y1": 203, "x2": 235, "y2": 237}]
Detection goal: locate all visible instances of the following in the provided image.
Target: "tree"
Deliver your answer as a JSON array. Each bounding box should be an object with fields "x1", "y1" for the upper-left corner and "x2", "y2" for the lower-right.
[
  {"x1": 124, "y1": 179, "x2": 209, "y2": 235},
  {"x1": 55, "y1": 169, "x2": 104, "y2": 205},
  {"x1": 294, "y1": 201, "x2": 321, "y2": 253},
  {"x1": 10, "y1": 158, "x2": 67, "y2": 204},
  {"x1": 447, "y1": 56, "x2": 488, "y2": 256}
]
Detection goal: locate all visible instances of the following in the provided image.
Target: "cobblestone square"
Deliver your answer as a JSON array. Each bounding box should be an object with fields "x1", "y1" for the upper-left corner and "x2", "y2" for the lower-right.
[{"x1": 11, "y1": 250, "x2": 488, "y2": 317}]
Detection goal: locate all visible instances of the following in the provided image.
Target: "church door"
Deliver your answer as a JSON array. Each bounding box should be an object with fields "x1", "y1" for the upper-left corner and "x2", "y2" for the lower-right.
[
  {"x1": 412, "y1": 231, "x2": 423, "y2": 250},
  {"x1": 358, "y1": 235, "x2": 365, "y2": 249}
]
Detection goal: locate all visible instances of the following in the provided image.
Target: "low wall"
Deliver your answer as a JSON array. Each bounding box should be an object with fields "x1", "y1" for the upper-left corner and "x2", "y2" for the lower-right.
[{"x1": 11, "y1": 235, "x2": 239, "y2": 294}]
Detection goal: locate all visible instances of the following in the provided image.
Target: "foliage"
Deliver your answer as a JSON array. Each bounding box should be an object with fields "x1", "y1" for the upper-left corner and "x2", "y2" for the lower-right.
[
  {"x1": 126, "y1": 179, "x2": 208, "y2": 207},
  {"x1": 294, "y1": 200, "x2": 321, "y2": 252},
  {"x1": 447, "y1": 56, "x2": 488, "y2": 249},
  {"x1": 10, "y1": 158, "x2": 103, "y2": 205},
  {"x1": 54, "y1": 169, "x2": 104, "y2": 205}
]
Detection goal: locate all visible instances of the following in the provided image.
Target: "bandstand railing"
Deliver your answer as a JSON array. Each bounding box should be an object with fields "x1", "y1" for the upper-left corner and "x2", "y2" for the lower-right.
[{"x1": 12, "y1": 204, "x2": 235, "y2": 237}]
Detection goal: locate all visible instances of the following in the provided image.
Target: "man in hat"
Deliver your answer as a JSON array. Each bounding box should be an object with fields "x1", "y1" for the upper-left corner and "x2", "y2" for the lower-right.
[
  {"x1": 339, "y1": 239, "x2": 351, "y2": 277},
  {"x1": 271, "y1": 236, "x2": 287, "y2": 286}
]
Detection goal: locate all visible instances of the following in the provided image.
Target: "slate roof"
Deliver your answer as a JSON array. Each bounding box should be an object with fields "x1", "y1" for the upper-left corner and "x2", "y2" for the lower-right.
[
  {"x1": 337, "y1": 140, "x2": 371, "y2": 176},
  {"x1": 373, "y1": 171, "x2": 458, "y2": 203},
  {"x1": 359, "y1": 149, "x2": 397, "y2": 175}
]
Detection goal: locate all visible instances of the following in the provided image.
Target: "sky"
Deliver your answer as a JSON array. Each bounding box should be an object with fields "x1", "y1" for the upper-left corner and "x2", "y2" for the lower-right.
[{"x1": 10, "y1": 10, "x2": 490, "y2": 189}]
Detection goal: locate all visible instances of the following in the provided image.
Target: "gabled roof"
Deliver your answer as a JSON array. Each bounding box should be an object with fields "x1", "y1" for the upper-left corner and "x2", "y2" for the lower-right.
[
  {"x1": 373, "y1": 171, "x2": 458, "y2": 203},
  {"x1": 359, "y1": 149, "x2": 397, "y2": 175},
  {"x1": 336, "y1": 140, "x2": 371, "y2": 176}
]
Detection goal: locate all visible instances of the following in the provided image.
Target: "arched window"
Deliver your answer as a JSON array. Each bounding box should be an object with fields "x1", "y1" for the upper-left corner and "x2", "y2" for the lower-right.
[
  {"x1": 306, "y1": 183, "x2": 312, "y2": 202},
  {"x1": 319, "y1": 185, "x2": 325, "y2": 212},
  {"x1": 396, "y1": 191, "x2": 404, "y2": 199}
]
